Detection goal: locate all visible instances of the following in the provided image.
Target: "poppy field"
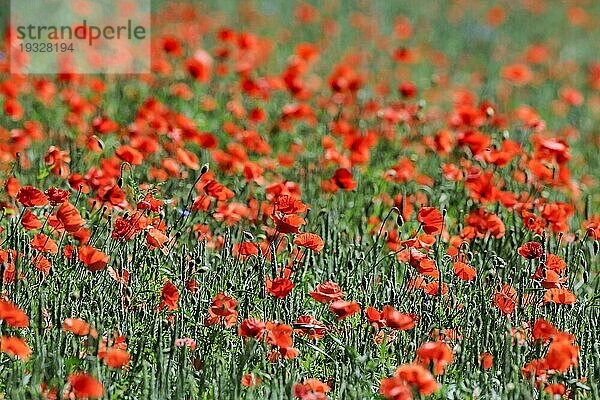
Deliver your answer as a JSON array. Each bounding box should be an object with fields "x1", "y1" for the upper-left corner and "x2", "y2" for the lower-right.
[{"x1": 1, "y1": 1, "x2": 600, "y2": 399}]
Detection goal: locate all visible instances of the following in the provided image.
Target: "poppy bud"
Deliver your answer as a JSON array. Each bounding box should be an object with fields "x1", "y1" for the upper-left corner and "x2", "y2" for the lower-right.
[
  {"x1": 347, "y1": 260, "x2": 354, "y2": 270},
  {"x1": 585, "y1": 195, "x2": 591, "y2": 220},
  {"x1": 361, "y1": 277, "x2": 369, "y2": 288},
  {"x1": 452, "y1": 343, "x2": 461, "y2": 355},
  {"x1": 396, "y1": 214, "x2": 404, "y2": 227},
  {"x1": 198, "y1": 265, "x2": 209, "y2": 274},
  {"x1": 200, "y1": 163, "x2": 210, "y2": 175}
]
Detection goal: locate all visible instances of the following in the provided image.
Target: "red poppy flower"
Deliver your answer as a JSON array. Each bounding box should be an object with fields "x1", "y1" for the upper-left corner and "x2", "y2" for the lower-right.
[
  {"x1": 241, "y1": 373, "x2": 262, "y2": 388},
  {"x1": 532, "y1": 267, "x2": 566, "y2": 289},
  {"x1": 309, "y1": 281, "x2": 345, "y2": 303},
  {"x1": 274, "y1": 195, "x2": 308, "y2": 214},
  {"x1": 532, "y1": 318, "x2": 558, "y2": 342},
  {"x1": 16, "y1": 186, "x2": 48, "y2": 207},
  {"x1": 545, "y1": 384, "x2": 566, "y2": 396},
  {"x1": 233, "y1": 242, "x2": 259, "y2": 257},
  {"x1": 521, "y1": 358, "x2": 549, "y2": 380},
  {"x1": 78, "y1": 246, "x2": 109, "y2": 272},
  {"x1": 329, "y1": 300, "x2": 360, "y2": 321},
  {"x1": 479, "y1": 352, "x2": 493, "y2": 370},
  {"x1": 331, "y1": 168, "x2": 357, "y2": 190},
  {"x1": 21, "y1": 210, "x2": 42, "y2": 230},
  {"x1": 379, "y1": 377, "x2": 412, "y2": 400},
  {"x1": 177, "y1": 148, "x2": 200, "y2": 170},
  {"x1": 31, "y1": 233, "x2": 59, "y2": 254},
  {"x1": 116, "y1": 145, "x2": 144, "y2": 165},
  {"x1": 0, "y1": 336, "x2": 32, "y2": 361},
  {"x1": 185, "y1": 49, "x2": 213, "y2": 83},
  {"x1": 68, "y1": 173, "x2": 90, "y2": 194},
  {"x1": 68, "y1": 373, "x2": 104, "y2": 399},
  {"x1": 112, "y1": 211, "x2": 149, "y2": 241},
  {"x1": 294, "y1": 315, "x2": 326, "y2": 340},
  {"x1": 203, "y1": 180, "x2": 234, "y2": 201},
  {"x1": 293, "y1": 233, "x2": 324, "y2": 252},
  {"x1": 424, "y1": 282, "x2": 449, "y2": 296},
  {"x1": 293, "y1": 378, "x2": 331, "y2": 400},
  {"x1": 44, "y1": 146, "x2": 71, "y2": 177},
  {"x1": 545, "y1": 254, "x2": 567, "y2": 274},
  {"x1": 416, "y1": 258, "x2": 440, "y2": 279},
  {"x1": 416, "y1": 341, "x2": 454, "y2": 374},
  {"x1": 398, "y1": 363, "x2": 439, "y2": 395},
  {"x1": 63, "y1": 318, "x2": 97, "y2": 337},
  {"x1": 192, "y1": 195, "x2": 212, "y2": 212},
  {"x1": 107, "y1": 266, "x2": 130, "y2": 286},
  {"x1": 44, "y1": 186, "x2": 71, "y2": 205},
  {"x1": 501, "y1": 63, "x2": 533, "y2": 86},
  {"x1": 543, "y1": 288, "x2": 576, "y2": 305},
  {"x1": 98, "y1": 185, "x2": 127, "y2": 207},
  {"x1": 266, "y1": 276, "x2": 294, "y2": 299},
  {"x1": 453, "y1": 261, "x2": 476, "y2": 280},
  {"x1": 265, "y1": 322, "x2": 294, "y2": 350},
  {"x1": 4, "y1": 98, "x2": 23, "y2": 120},
  {"x1": 0, "y1": 300, "x2": 29, "y2": 328},
  {"x1": 272, "y1": 213, "x2": 306, "y2": 234},
  {"x1": 32, "y1": 255, "x2": 52, "y2": 276},
  {"x1": 417, "y1": 207, "x2": 444, "y2": 235},
  {"x1": 205, "y1": 293, "x2": 238, "y2": 327},
  {"x1": 545, "y1": 333, "x2": 579, "y2": 372},
  {"x1": 238, "y1": 318, "x2": 266, "y2": 339},
  {"x1": 159, "y1": 281, "x2": 180, "y2": 311},
  {"x1": 381, "y1": 306, "x2": 415, "y2": 330},
  {"x1": 146, "y1": 228, "x2": 170, "y2": 254},
  {"x1": 103, "y1": 348, "x2": 131, "y2": 369},
  {"x1": 381, "y1": 363, "x2": 438, "y2": 399},
  {"x1": 493, "y1": 284, "x2": 517, "y2": 315},
  {"x1": 365, "y1": 307, "x2": 385, "y2": 328},
  {"x1": 57, "y1": 201, "x2": 86, "y2": 233},
  {"x1": 518, "y1": 241, "x2": 543, "y2": 259},
  {"x1": 136, "y1": 193, "x2": 164, "y2": 213},
  {"x1": 5, "y1": 177, "x2": 20, "y2": 198}
]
